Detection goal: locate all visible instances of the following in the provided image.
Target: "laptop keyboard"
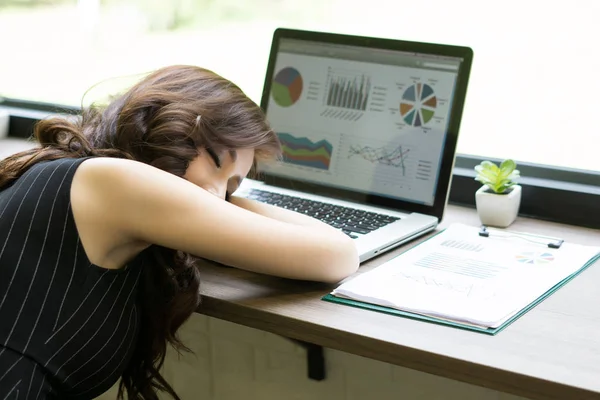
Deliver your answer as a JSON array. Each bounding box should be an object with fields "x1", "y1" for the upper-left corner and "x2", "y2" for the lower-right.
[{"x1": 245, "y1": 189, "x2": 400, "y2": 239}]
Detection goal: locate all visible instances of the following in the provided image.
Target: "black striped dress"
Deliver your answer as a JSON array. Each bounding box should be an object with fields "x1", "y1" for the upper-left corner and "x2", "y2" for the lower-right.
[{"x1": 0, "y1": 157, "x2": 142, "y2": 399}]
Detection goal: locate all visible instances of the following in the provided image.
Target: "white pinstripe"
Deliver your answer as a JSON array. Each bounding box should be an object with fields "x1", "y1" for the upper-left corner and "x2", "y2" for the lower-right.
[
  {"x1": 63, "y1": 267, "x2": 141, "y2": 384},
  {"x1": 0, "y1": 162, "x2": 63, "y2": 398},
  {"x1": 0, "y1": 162, "x2": 54, "y2": 313},
  {"x1": 0, "y1": 158, "x2": 144, "y2": 398},
  {"x1": 24, "y1": 197, "x2": 74, "y2": 351},
  {"x1": 25, "y1": 363, "x2": 37, "y2": 399},
  {"x1": 79, "y1": 320, "x2": 139, "y2": 396},
  {"x1": 52, "y1": 237, "x2": 79, "y2": 332},
  {"x1": 0, "y1": 161, "x2": 56, "y2": 362},
  {"x1": 72, "y1": 305, "x2": 137, "y2": 391},
  {"x1": 43, "y1": 267, "x2": 108, "y2": 344},
  {"x1": 56, "y1": 268, "x2": 133, "y2": 378},
  {"x1": 2, "y1": 162, "x2": 65, "y2": 347},
  {"x1": 33, "y1": 371, "x2": 44, "y2": 400},
  {"x1": 0, "y1": 355, "x2": 22, "y2": 385},
  {"x1": 43, "y1": 274, "x2": 118, "y2": 368},
  {"x1": 1, "y1": 379, "x2": 20, "y2": 400},
  {"x1": 0, "y1": 161, "x2": 31, "y2": 221}
]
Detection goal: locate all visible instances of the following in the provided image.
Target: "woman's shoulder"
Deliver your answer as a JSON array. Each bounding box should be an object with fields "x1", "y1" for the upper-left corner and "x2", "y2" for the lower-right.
[
  {"x1": 3, "y1": 156, "x2": 94, "y2": 197},
  {"x1": 69, "y1": 157, "x2": 182, "y2": 269},
  {"x1": 18, "y1": 156, "x2": 144, "y2": 193},
  {"x1": 77, "y1": 156, "x2": 158, "y2": 170},
  {"x1": 74, "y1": 156, "x2": 179, "y2": 188},
  {"x1": 71, "y1": 156, "x2": 194, "y2": 225},
  {"x1": 27, "y1": 156, "x2": 90, "y2": 175}
]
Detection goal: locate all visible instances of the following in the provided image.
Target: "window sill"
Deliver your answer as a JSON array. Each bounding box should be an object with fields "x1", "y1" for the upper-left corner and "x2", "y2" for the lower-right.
[{"x1": 2, "y1": 102, "x2": 598, "y2": 229}]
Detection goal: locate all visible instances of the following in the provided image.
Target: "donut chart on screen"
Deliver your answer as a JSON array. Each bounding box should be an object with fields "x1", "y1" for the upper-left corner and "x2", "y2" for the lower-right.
[
  {"x1": 400, "y1": 83, "x2": 437, "y2": 127},
  {"x1": 271, "y1": 67, "x2": 303, "y2": 107}
]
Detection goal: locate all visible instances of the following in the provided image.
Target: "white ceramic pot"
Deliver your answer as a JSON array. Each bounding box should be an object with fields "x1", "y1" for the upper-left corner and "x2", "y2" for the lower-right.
[{"x1": 475, "y1": 184, "x2": 521, "y2": 228}]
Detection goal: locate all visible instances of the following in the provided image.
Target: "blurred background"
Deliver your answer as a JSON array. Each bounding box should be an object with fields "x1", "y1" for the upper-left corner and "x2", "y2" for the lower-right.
[{"x1": 0, "y1": 0, "x2": 598, "y2": 172}]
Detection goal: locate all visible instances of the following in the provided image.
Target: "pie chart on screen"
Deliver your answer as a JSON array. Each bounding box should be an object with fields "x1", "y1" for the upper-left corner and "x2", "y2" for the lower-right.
[
  {"x1": 400, "y1": 82, "x2": 437, "y2": 127},
  {"x1": 271, "y1": 67, "x2": 303, "y2": 107}
]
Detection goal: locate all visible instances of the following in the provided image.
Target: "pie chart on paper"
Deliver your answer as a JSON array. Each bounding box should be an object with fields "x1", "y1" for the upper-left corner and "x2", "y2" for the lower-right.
[
  {"x1": 271, "y1": 67, "x2": 303, "y2": 107},
  {"x1": 515, "y1": 251, "x2": 555, "y2": 265},
  {"x1": 400, "y1": 83, "x2": 437, "y2": 127}
]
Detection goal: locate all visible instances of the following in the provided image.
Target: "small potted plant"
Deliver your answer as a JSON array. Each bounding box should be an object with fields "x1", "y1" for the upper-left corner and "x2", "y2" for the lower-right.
[{"x1": 474, "y1": 159, "x2": 521, "y2": 227}]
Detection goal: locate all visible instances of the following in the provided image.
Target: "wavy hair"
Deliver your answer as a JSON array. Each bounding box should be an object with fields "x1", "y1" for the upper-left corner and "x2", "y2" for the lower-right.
[{"x1": 0, "y1": 65, "x2": 281, "y2": 399}]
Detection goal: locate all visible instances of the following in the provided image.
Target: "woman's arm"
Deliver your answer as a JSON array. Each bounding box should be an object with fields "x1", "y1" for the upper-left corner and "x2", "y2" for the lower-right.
[
  {"x1": 228, "y1": 195, "x2": 339, "y2": 230},
  {"x1": 71, "y1": 158, "x2": 359, "y2": 283}
]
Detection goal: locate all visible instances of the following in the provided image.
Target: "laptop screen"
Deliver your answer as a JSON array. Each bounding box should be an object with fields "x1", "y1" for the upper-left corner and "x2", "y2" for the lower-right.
[{"x1": 258, "y1": 30, "x2": 472, "y2": 218}]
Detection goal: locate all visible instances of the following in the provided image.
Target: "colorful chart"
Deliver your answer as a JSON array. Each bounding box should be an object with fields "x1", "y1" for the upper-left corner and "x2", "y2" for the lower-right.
[
  {"x1": 272, "y1": 67, "x2": 303, "y2": 107},
  {"x1": 347, "y1": 144, "x2": 409, "y2": 169},
  {"x1": 278, "y1": 133, "x2": 333, "y2": 170},
  {"x1": 515, "y1": 251, "x2": 555, "y2": 265},
  {"x1": 400, "y1": 83, "x2": 437, "y2": 127},
  {"x1": 326, "y1": 73, "x2": 370, "y2": 110}
]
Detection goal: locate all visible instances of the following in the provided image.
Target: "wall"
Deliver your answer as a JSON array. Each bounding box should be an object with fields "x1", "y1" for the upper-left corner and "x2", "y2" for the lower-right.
[{"x1": 96, "y1": 314, "x2": 530, "y2": 400}]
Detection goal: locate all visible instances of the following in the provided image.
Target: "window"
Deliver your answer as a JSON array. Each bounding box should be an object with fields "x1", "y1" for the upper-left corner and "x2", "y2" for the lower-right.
[
  {"x1": 1, "y1": 0, "x2": 598, "y2": 173},
  {"x1": 1, "y1": 0, "x2": 599, "y2": 173}
]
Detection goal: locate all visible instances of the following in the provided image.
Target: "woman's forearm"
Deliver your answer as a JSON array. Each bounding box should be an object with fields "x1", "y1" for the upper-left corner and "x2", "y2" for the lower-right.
[{"x1": 229, "y1": 195, "x2": 339, "y2": 231}]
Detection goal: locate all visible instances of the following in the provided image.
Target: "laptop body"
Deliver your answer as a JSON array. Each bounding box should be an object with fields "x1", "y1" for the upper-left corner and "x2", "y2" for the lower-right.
[{"x1": 237, "y1": 28, "x2": 473, "y2": 263}]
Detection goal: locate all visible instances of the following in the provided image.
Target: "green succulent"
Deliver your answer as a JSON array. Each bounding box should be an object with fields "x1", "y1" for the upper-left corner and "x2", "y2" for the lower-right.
[{"x1": 474, "y1": 159, "x2": 520, "y2": 194}]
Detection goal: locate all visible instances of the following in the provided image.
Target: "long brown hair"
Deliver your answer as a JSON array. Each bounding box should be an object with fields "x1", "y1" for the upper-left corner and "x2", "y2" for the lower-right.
[{"x1": 0, "y1": 65, "x2": 281, "y2": 399}]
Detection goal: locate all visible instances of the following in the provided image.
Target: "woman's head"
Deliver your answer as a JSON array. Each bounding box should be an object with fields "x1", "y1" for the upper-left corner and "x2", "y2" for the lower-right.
[
  {"x1": 2, "y1": 65, "x2": 281, "y2": 190},
  {"x1": 185, "y1": 147, "x2": 255, "y2": 200},
  {"x1": 84, "y1": 65, "x2": 280, "y2": 196},
  {"x1": 0, "y1": 65, "x2": 281, "y2": 400}
]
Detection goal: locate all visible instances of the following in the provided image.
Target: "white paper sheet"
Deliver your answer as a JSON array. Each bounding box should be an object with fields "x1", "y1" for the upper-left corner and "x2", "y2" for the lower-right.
[{"x1": 332, "y1": 223, "x2": 600, "y2": 328}]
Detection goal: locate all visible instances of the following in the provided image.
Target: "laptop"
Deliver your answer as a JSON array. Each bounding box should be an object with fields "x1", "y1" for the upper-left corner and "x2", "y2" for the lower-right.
[{"x1": 237, "y1": 28, "x2": 473, "y2": 263}]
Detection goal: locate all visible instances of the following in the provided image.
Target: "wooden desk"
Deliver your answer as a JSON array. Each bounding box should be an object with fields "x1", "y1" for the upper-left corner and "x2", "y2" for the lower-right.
[{"x1": 196, "y1": 205, "x2": 600, "y2": 400}]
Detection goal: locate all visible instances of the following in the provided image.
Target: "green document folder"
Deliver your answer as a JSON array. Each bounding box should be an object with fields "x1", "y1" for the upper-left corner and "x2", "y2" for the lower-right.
[{"x1": 322, "y1": 228, "x2": 600, "y2": 335}]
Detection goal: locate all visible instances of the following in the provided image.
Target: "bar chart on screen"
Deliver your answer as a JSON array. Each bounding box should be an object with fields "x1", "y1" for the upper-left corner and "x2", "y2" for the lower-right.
[{"x1": 320, "y1": 67, "x2": 372, "y2": 121}]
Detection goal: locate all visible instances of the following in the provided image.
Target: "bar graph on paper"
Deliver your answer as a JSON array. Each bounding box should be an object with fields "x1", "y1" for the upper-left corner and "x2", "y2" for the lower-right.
[{"x1": 321, "y1": 67, "x2": 371, "y2": 121}]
